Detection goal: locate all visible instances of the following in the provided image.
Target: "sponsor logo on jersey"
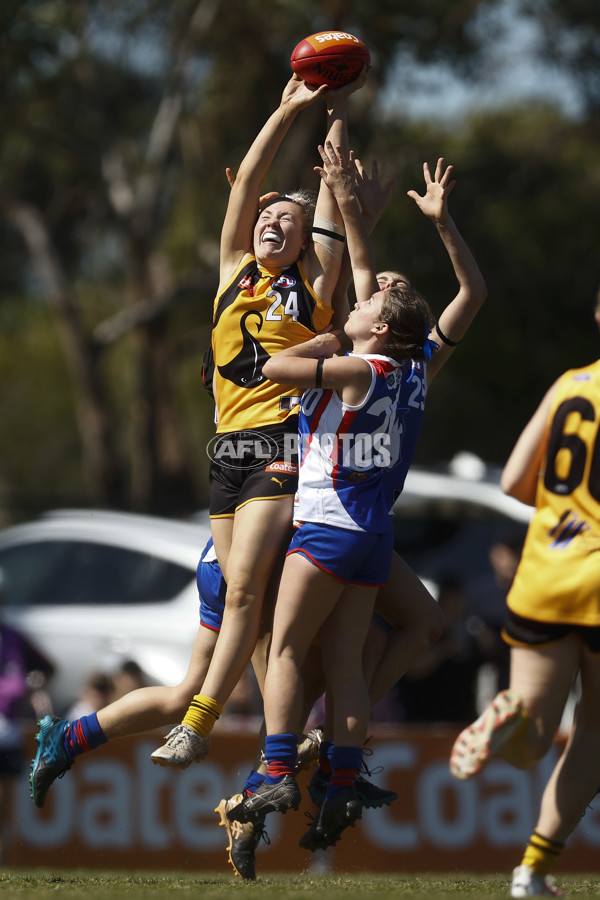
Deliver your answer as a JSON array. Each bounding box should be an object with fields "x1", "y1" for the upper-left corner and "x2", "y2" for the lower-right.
[
  {"x1": 548, "y1": 509, "x2": 590, "y2": 549},
  {"x1": 266, "y1": 460, "x2": 299, "y2": 475},
  {"x1": 273, "y1": 274, "x2": 296, "y2": 289},
  {"x1": 238, "y1": 275, "x2": 254, "y2": 295}
]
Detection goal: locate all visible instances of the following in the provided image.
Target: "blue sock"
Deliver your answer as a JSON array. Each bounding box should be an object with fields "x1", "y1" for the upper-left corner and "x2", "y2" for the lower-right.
[
  {"x1": 327, "y1": 745, "x2": 363, "y2": 800},
  {"x1": 64, "y1": 713, "x2": 108, "y2": 760},
  {"x1": 263, "y1": 733, "x2": 297, "y2": 784},
  {"x1": 243, "y1": 769, "x2": 265, "y2": 797}
]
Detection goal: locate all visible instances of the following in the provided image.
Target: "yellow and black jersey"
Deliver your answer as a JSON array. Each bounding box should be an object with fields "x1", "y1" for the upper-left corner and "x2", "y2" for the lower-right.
[
  {"x1": 508, "y1": 359, "x2": 600, "y2": 626},
  {"x1": 212, "y1": 254, "x2": 332, "y2": 433}
]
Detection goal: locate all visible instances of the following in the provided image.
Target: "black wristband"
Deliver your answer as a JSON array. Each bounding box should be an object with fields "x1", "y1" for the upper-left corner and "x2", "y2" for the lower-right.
[
  {"x1": 316, "y1": 358, "x2": 324, "y2": 388},
  {"x1": 435, "y1": 321, "x2": 461, "y2": 347}
]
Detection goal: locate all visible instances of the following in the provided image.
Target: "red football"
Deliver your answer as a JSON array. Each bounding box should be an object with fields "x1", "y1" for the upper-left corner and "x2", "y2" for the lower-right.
[{"x1": 291, "y1": 31, "x2": 370, "y2": 88}]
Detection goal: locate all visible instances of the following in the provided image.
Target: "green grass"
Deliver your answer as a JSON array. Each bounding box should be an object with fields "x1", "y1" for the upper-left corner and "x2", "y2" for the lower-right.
[{"x1": 2, "y1": 871, "x2": 600, "y2": 899}]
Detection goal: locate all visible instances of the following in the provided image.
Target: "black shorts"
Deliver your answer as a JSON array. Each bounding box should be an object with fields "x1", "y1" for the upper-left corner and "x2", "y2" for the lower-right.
[
  {"x1": 209, "y1": 421, "x2": 299, "y2": 517},
  {"x1": 503, "y1": 607, "x2": 600, "y2": 653}
]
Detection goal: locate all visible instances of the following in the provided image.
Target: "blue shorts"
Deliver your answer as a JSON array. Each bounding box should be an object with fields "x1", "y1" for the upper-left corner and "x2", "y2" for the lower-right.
[
  {"x1": 196, "y1": 542, "x2": 226, "y2": 633},
  {"x1": 287, "y1": 521, "x2": 393, "y2": 586}
]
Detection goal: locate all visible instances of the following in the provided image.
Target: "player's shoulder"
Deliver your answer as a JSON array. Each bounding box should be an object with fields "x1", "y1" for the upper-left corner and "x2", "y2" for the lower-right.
[{"x1": 558, "y1": 358, "x2": 600, "y2": 389}]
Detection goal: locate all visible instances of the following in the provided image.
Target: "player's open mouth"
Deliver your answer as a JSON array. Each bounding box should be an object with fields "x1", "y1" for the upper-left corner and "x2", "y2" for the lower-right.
[{"x1": 262, "y1": 231, "x2": 282, "y2": 244}]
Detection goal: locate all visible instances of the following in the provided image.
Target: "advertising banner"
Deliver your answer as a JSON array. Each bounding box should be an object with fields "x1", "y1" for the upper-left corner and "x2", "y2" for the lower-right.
[{"x1": 10, "y1": 727, "x2": 600, "y2": 873}]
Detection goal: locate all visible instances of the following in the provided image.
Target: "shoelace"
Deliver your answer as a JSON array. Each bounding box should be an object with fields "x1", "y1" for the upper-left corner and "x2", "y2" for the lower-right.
[
  {"x1": 166, "y1": 725, "x2": 196, "y2": 746},
  {"x1": 252, "y1": 820, "x2": 271, "y2": 849},
  {"x1": 360, "y1": 742, "x2": 384, "y2": 780},
  {"x1": 302, "y1": 809, "x2": 320, "y2": 826}
]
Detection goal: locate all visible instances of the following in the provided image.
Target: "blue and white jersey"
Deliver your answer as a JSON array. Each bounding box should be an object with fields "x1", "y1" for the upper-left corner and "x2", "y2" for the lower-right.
[{"x1": 294, "y1": 353, "x2": 426, "y2": 533}]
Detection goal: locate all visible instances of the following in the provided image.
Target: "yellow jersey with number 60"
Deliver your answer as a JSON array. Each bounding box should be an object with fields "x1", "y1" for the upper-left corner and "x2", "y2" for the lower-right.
[
  {"x1": 212, "y1": 255, "x2": 332, "y2": 434},
  {"x1": 508, "y1": 359, "x2": 600, "y2": 626}
]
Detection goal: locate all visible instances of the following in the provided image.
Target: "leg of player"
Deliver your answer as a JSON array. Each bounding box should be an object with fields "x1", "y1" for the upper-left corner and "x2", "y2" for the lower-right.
[
  {"x1": 30, "y1": 623, "x2": 219, "y2": 808},
  {"x1": 230, "y1": 553, "x2": 346, "y2": 823},
  {"x1": 295, "y1": 643, "x2": 326, "y2": 773},
  {"x1": 308, "y1": 688, "x2": 334, "y2": 806},
  {"x1": 300, "y1": 580, "x2": 377, "y2": 851},
  {"x1": 214, "y1": 557, "x2": 325, "y2": 881},
  {"x1": 511, "y1": 640, "x2": 600, "y2": 898},
  {"x1": 216, "y1": 695, "x2": 325, "y2": 881},
  {"x1": 214, "y1": 599, "x2": 273, "y2": 883},
  {"x1": 150, "y1": 498, "x2": 293, "y2": 767},
  {"x1": 314, "y1": 552, "x2": 441, "y2": 812},
  {"x1": 202, "y1": 499, "x2": 294, "y2": 701},
  {"x1": 366, "y1": 552, "x2": 445, "y2": 706},
  {"x1": 215, "y1": 739, "x2": 269, "y2": 882},
  {"x1": 450, "y1": 639, "x2": 578, "y2": 781}
]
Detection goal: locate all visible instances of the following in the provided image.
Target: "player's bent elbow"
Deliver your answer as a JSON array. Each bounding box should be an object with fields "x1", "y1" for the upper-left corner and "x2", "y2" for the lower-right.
[{"x1": 261, "y1": 358, "x2": 277, "y2": 380}]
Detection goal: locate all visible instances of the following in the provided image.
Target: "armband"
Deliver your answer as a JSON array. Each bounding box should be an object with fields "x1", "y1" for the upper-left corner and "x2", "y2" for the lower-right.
[
  {"x1": 316, "y1": 358, "x2": 324, "y2": 388},
  {"x1": 435, "y1": 321, "x2": 461, "y2": 347},
  {"x1": 312, "y1": 215, "x2": 346, "y2": 261}
]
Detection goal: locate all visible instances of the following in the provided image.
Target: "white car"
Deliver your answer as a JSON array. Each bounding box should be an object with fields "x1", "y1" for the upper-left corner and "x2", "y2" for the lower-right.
[
  {"x1": 393, "y1": 454, "x2": 532, "y2": 595},
  {"x1": 0, "y1": 508, "x2": 212, "y2": 715},
  {"x1": 0, "y1": 456, "x2": 531, "y2": 716}
]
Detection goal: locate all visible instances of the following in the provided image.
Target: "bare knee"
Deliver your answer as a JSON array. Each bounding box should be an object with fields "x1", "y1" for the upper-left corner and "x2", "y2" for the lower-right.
[{"x1": 225, "y1": 580, "x2": 260, "y2": 613}]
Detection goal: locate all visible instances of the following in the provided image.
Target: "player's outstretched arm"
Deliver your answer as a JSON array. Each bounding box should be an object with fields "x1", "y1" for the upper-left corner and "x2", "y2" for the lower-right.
[
  {"x1": 501, "y1": 382, "x2": 558, "y2": 506},
  {"x1": 219, "y1": 76, "x2": 326, "y2": 283},
  {"x1": 408, "y1": 158, "x2": 487, "y2": 383},
  {"x1": 305, "y1": 68, "x2": 368, "y2": 307},
  {"x1": 329, "y1": 155, "x2": 396, "y2": 347},
  {"x1": 315, "y1": 141, "x2": 378, "y2": 305}
]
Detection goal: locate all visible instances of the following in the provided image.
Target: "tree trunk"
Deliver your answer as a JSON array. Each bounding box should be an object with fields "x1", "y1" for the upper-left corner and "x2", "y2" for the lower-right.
[{"x1": 2, "y1": 198, "x2": 124, "y2": 505}]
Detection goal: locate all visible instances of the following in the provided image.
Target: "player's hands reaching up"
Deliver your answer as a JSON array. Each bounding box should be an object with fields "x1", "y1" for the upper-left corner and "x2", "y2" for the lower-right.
[
  {"x1": 281, "y1": 73, "x2": 328, "y2": 111},
  {"x1": 314, "y1": 140, "x2": 356, "y2": 201},
  {"x1": 407, "y1": 158, "x2": 456, "y2": 224},
  {"x1": 354, "y1": 157, "x2": 396, "y2": 230}
]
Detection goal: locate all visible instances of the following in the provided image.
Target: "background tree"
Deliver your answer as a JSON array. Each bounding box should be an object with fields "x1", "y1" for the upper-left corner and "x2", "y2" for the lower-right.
[{"x1": 0, "y1": 0, "x2": 599, "y2": 522}]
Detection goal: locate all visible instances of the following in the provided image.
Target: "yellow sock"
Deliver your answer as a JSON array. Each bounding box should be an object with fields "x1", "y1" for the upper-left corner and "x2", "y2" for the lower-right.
[
  {"x1": 182, "y1": 694, "x2": 223, "y2": 738},
  {"x1": 521, "y1": 830, "x2": 564, "y2": 875}
]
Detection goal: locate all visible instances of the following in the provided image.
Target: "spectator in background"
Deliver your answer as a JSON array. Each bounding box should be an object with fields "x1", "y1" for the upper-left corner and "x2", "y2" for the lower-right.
[
  {"x1": 0, "y1": 568, "x2": 54, "y2": 863},
  {"x1": 112, "y1": 660, "x2": 147, "y2": 700},
  {"x1": 65, "y1": 660, "x2": 148, "y2": 723},
  {"x1": 65, "y1": 671, "x2": 114, "y2": 721},
  {"x1": 465, "y1": 531, "x2": 525, "y2": 705}
]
